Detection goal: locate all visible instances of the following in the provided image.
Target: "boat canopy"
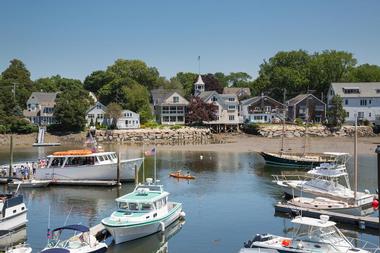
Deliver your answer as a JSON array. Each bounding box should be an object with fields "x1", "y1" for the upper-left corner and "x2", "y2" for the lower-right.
[
  {"x1": 52, "y1": 224, "x2": 90, "y2": 233},
  {"x1": 116, "y1": 185, "x2": 169, "y2": 204},
  {"x1": 292, "y1": 216, "x2": 336, "y2": 228},
  {"x1": 47, "y1": 151, "x2": 116, "y2": 158},
  {"x1": 307, "y1": 168, "x2": 348, "y2": 178}
]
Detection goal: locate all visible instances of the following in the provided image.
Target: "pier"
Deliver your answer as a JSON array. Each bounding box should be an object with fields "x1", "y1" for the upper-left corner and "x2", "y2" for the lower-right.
[{"x1": 275, "y1": 202, "x2": 379, "y2": 230}]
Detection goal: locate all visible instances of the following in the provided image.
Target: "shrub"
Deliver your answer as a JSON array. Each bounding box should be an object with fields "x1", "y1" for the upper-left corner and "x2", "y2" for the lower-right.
[
  {"x1": 0, "y1": 124, "x2": 8, "y2": 134},
  {"x1": 295, "y1": 118, "x2": 304, "y2": 126},
  {"x1": 169, "y1": 125, "x2": 182, "y2": 130},
  {"x1": 9, "y1": 118, "x2": 38, "y2": 134},
  {"x1": 141, "y1": 121, "x2": 160, "y2": 129},
  {"x1": 242, "y1": 123, "x2": 260, "y2": 135},
  {"x1": 363, "y1": 119, "x2": 370, "y2": 126}
]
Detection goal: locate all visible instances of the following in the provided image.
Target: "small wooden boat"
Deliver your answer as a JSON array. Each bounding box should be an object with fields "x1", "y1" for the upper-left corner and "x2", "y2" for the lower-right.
[
  {"x1": 8, "y1": 179, "x2": 51, "y2": 188},
  {"x1": 169, "y1": 171, "x2": 195, "y2": 180}
]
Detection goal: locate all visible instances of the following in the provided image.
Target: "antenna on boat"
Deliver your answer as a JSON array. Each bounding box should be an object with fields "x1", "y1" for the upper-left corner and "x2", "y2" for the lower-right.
[
  {"x1": 63, "y1": 206, "x2": 73, "y2": 226},
  {"x1": 47, "y1": 205, "x2": 51, "y2": 243},
  {"x1": 142, "y1": 144, "x2": 145, "y2": 183}
]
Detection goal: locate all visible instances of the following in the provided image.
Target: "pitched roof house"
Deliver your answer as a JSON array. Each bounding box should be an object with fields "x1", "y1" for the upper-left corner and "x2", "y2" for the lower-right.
[
  {"x1": 287, "y1": 94, "x2": 326, "y2": 123},
  {"x1": 151, "y1": 87, "x2": 189, "y2": 125},
  {"x1": 240, "y1": 95, "x2": 285, "y2": 123},
  {"x1": 23, "y1": 92, "x2": 58, "y2": 125},
  {"x1": 86, "y1": 101, "x2": 107, "y2": 126}
]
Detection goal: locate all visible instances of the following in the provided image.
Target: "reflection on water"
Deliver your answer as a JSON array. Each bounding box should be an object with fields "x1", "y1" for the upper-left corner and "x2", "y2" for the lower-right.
[{"x1": 0, "y1": 144, "x2": 379, "y2": 253}]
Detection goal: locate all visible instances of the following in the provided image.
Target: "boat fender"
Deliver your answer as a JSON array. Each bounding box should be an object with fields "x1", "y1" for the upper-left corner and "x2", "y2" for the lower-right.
[
  {"x1": 281, "y1": 239, "x2": 291, "y2": 247},
  {"x1": 160, "y1": 221, "x2": 165, "y2": 232},
  {"x1": 180, "y1": 211, "x2": 186, "y2": 218}
]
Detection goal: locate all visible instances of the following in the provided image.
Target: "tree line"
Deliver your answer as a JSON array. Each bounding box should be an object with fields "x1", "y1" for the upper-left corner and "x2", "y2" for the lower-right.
[{"x1": 1, "y1": 49, "x2": 380, "y2": 133}]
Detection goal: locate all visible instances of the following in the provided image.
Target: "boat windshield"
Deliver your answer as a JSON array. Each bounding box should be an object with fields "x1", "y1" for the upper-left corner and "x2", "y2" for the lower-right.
[
  {"x1": 117, "y1": 202, "x2": 153, "y2": 211},
  {"x1": 294, "y1": 224, "x2": 351, "y2": 248}
]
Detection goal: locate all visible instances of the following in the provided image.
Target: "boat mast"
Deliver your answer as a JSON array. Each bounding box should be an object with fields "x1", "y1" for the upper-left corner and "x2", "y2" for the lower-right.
[
  {"x1": 354, "y1": 114, "x2": 358, "y2": 201},
  {"x1": 281, "y1": 89, "x2": 286, "y2": 155}
]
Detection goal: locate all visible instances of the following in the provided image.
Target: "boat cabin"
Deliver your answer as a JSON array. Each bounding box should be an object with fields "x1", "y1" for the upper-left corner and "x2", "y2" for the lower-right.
[
  {"x1": 44, "y1": 151, "x2": 118, "y2": 168},
  {"x1": 115, "y1": 184, "x2": 169, "y2": 213}
]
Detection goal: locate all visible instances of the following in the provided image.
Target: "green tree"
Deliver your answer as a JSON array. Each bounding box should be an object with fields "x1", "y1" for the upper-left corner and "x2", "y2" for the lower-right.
[
  {"x1": 327, "y1": 95, "x2": 346, "y2": 128},
  {"x1": 226, "y1": 72, "x2": 252, "y2": 87},
  {"x1": 105, "y1": 102, "x2": 123, "y2": 128},
  {"x1": 171, "y1": 72, "x2": 198, "y2": 98},
  {"x1": 54, "y1": 90, "x2": 93, "y2": 132},
  {"x1": 83, "y1": 70, "x2": 115, "y2": 93},
  {"x1": 121, "y1": 83, "x2": 152, "y2": 123},
  {"x1": 34, "y1": 75, "x2": 83, "y2": 92},
  {"x1": 345, "y1": 64, "x2": 380, "y2": 82}
]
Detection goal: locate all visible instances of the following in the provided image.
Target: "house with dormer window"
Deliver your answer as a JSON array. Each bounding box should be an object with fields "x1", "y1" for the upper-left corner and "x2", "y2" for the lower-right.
[
  {"x1": 23, "y1": 92, "x2": 58, "y2": 125},
  {"x1": 151, "y1": 87, "x2": 189, "y2": 125},
  {"x1": 327, "y1": 82, "x2": 380, "y2": 123},
  {"x1": 117, "y1": 110, "x2": 140, "y2": 129},
  {"x1": 86, "y1": 101, "x2": 107, "y2": 126}
]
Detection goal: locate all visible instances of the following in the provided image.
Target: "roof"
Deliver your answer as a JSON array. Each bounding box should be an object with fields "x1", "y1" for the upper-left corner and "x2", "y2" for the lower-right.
[
  {"x1": 331, "y1": 82, "x2": 380, "y2": 97},
  {"x1": 194, "y1": 75, "x2": 205, "y2": 85},
  {"x1": 28, "y1": 92, "x2": 57, "y2": 104},
  {"x1": 116, "y1": 185, "x2": 169, "y2": 203},
  {"x1": 292, "y1": 216, "x2": 336, "y2": 228},
  {"x1": 287, "y1": 94, "x2": 324, "y2": 106},
  {"x1": 199, "y1": 91, "x2": 238, "y2": 110},
  {"x1": 241, "y1": 95, "x2": 284, "y2": 107},
  {"x1": 151, "y1": 88, "x2": 186, "y2": 106},
  {"x1": 223, "y1": 87, "x2": 251, "y2": 97},
  {"x1": 86, "y1": 101, "x2": 106, "y2": 114},
  {"x1": 52, "y1": 224, "x2": 90, "y2": 233}
]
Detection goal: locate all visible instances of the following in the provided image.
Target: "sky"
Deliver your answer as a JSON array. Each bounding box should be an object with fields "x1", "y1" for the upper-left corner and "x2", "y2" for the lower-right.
[{"x1": 1, "y1": 0, "x2": 379, "y2": 81}]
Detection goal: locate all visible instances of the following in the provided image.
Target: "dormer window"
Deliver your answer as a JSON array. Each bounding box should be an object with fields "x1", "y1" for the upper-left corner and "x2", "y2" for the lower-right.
[
  {"x1": 173, "y1": 96, "x2": 179, "y2": 103},
  {"x1": 228, "y1": 97, "x2": 235, "y2": 102},
  {"x1": 212, "y1": 96, "x2": 217, "y2": 102},
  {"x1": 342, "y1": 88, "x2": 360, "y2": 94}
]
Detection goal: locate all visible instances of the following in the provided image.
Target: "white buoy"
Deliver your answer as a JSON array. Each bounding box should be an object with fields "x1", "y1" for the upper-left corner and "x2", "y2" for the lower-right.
[
  {"x1": 200, "y1": 155, "x2": 203, "y2": 160},
  {"x1": 160, "y1": 221, "x2": 165, "y2": 232}
]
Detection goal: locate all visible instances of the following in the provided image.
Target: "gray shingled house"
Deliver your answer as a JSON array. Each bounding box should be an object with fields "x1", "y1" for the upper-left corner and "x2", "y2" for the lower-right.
[{"x1": 287, "y1": 94, "x2": 326, "y2": 123}]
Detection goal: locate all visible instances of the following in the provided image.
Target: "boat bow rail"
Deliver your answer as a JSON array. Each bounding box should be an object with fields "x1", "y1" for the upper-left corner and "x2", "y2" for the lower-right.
[{"x1": 347, "y1": 237, "x2": 380, "y2": 253}]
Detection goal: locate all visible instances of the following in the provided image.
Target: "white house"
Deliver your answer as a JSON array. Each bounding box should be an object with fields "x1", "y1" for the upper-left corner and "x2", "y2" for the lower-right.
[
  {"x1": 23, "y1": 92, "x2": 58, "y2": 125},
  {"x1": 86, "y1": 101, "x2": 107, "y2": 126},
  {"x1": 328, "y1": 82, "x2": 380, "y2": 123},
  {"x1": 117, "y1": 110, "x2": 140, "y2": 129}
]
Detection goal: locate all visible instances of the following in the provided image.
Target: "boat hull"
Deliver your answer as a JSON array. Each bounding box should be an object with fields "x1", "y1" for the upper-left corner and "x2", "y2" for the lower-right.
[
  {"x1": 35, "y1": 158, "x2": 143, "y2": 181},
  {"x1": 0, "y1": 211, "x2": 28, "y2": 232},
  {"x1": 260, "y1": 152, "x2": 331, "y2": 168},
  {"x1": 104, "y1": 203, "x2": 183, "y2": 244}
]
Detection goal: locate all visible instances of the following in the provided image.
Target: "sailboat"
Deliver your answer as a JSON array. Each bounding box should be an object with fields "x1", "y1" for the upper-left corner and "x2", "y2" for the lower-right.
[{"x1": 261, "y1": 93, "x2": 336, "y2": 168}]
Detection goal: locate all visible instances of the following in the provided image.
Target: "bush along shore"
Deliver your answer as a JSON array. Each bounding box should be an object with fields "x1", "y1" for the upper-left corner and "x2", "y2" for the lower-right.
[
  {"x1": 94, "y1": 127, "x2": 213, "y2": 145},
  {"x1": 249, "y1": 124, "x2": 375, "y2": 138}
]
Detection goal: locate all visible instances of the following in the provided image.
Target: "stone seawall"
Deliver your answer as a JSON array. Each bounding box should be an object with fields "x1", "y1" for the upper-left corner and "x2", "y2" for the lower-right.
[
  {"x1": 256, "y1": 124, "x2": 375, "y2": 138},
  {"x1": 95, "y1": 127, "x2": 213, "y2": 145}
]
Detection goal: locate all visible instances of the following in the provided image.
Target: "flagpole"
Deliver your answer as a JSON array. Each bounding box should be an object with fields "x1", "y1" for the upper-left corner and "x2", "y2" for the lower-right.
[{"x1": 154, "y1": 145, "x2": 157, "y2": 183}]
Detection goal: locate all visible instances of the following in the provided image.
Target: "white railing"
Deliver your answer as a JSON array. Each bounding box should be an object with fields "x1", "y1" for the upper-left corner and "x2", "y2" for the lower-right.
[
  {"x1": 347, "y1": 237, "x2": 380, "y2": 253},
  {"x1": 272, "y1": 174, "x2": 314, "y2": 183}
]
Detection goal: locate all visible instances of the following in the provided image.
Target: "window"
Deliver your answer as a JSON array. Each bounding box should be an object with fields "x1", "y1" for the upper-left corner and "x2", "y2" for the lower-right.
[
  {"x1": 369, "y1": 100, "x2": 372, "y2": 105},
  {"x1": 228, "y1": 105, "x2": 235, "y2": 110},
  {"x1": 177, "y1": 116, "x2": 184, "y2": 122},
  {"x1": 173, "y1": 96, "x2": 179, "y2": 103},
  {"x1": 345, "y1": 99, "x2": 348, "y2": 105},
  {"x1": 360, "y1": 100, "x2": 367, "y2": 106},
  {"x1": 88, "y1": 114, "x2": 94, "y2": 119},
  {"x1": 177, "y1": 106, "x2": 184, "y2": 114},
  {"x1": 163, "y1": 116, "x2": 169, "y2": 122},
  {"x1": 346, "y1": 111, "x2": 349, "y2": 117},
  {"x1": 228, "y1": 97, "x2": 235, "y2": 102},
  {"x1": 265, "y1": 106, "x2": 271, "y2": 112},
  {"x1": 170, "y1": 116, "x2": 176, "y2": 122},
  {"x1": 125, "y1": 112, "x2": 132, "y2": 117},
  {"x1": 358, "y1": 112, "x2": 364, "y2": 118},
  {"x1": 369, "y1": 113, "x2": 372, "y2": 117},
  {"x1": 96, "y1": 104, "x2": 102, "y2": 109},
  {"x1": 212, "y1": 96, "x2": 217, "y2": 102},
  {"x1": 376, "y1": 89, "x2": 380, "y2": 94},
  {"x1": 343, "y1": 88, "x2": 360, "y2": 94},
  {"x1": 97, "y1": 114, "x2": 103, "y2": 119},
  {"x1": 162, "y1": 106, "x2": 169, "y2": 114},
  {"x1": 229, "y1": 115, "x2": 235, "y2": 121}
]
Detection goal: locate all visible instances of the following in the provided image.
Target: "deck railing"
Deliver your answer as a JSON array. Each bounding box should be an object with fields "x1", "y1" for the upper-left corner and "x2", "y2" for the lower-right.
[{"x1": 347, "y1": 237, "x2": 380, "y2": 253}]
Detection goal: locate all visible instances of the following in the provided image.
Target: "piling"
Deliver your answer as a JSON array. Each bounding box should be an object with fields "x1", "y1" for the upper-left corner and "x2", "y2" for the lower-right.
[
  {"x1": 8, "y1": 135, "x2": 13, "y2": 180},
  {"x1": 375, "y1": 145, "x2": 380, "y2": 234},
  {"x1": 134, "y1": 165, "x2": 138, "y2": 185},
  {"x1": 117, "y1": 151, "x2": 121, "y2": 185}
]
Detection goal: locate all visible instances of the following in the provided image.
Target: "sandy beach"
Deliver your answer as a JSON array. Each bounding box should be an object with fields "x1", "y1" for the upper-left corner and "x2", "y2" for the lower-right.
[{"x1": 158, "y1": 134, "x2": 380, "y2": 156}]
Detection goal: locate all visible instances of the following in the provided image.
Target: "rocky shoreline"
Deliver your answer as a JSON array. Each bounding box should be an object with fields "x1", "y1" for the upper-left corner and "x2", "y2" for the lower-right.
[
  {"x1": 94, "y1": 127, "x2": 213, "y2": 145},
  {"x1": 255, "y1": 124, "x2": 375, "y2": 138}
]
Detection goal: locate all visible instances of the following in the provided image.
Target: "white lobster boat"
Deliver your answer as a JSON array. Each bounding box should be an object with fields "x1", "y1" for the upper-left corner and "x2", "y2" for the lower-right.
[
  {"x1": 101, "y1": 178, "x2": 185, "y2": 244},
  {"x1": 0, "y1": 193, "x2": 28, "y2": 232}
]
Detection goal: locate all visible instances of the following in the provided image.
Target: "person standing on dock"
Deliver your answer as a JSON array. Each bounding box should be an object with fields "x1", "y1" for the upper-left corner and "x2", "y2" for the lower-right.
[{"x1": 32, "y1": 162, "x2": 37, "y2": 178}]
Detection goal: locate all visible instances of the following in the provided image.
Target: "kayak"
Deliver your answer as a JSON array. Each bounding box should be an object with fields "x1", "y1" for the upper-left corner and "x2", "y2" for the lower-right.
[{"x1": 169, "y1": 173, "x2": 195, "y2": 180}]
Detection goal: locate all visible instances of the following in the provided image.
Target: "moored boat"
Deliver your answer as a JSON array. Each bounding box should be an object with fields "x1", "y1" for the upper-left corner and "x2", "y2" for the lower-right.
[
  {"x1": 0, "y1": 193, "x2": 28, "y2": 232},
  {"x1": 260, "y1": 151, "x2": 343, "y2": 168},
  {"x1": 101, "y1": 178, "x2": 185, "y2": 244},
  {"x1": 40, "y1": 224, "x2": 107, "y2": 253},
  {"x1": 8, "y1": 179, "x2": 51, "y2": 188},
  {"x1": 241, "y1": 215, "x2": 379, "y2": 253}
]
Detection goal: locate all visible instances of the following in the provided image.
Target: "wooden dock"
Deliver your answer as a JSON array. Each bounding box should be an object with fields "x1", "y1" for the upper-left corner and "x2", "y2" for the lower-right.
[{"x1": 275, "y1": 203, "x2": 379, "y2": 230}]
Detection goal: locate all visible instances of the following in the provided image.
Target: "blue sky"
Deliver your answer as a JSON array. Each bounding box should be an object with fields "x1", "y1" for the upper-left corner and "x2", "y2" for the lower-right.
[{"x1": 1, "y1": 0, "x2": 379, "y2": 81}]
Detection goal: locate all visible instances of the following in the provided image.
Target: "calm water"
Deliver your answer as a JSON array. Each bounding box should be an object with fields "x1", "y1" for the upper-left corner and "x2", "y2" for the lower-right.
[{"x1": 0, "y1": 144, "x2": 379, "y2": 253}]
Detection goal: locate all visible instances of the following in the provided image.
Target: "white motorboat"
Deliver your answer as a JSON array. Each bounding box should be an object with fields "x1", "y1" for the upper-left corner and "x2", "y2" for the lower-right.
[
  {"x1": 40, "y1": 224, "x2": 107, "y2": 253},
  {"x1": 8, "y1": 179, "x2": 51, "y2": 188},
  {"x1": 101, "y1": 178, "x2": 185, "y2": 244},
  {"x1": 0, "y1": 193, "x2": 28, "y2": 232},
  {"x1": 273, "y1": 156, "x2": 375, "y2": 208},
  {"x1": 287, "y1": 196, "x2": 374, "y2": 216},
  {"x1": 5, "y1": 243, "x2": 32, "y2": 253},
  {"x1": 2, "y1": 149, "x2": 143, "y2": 182},
  {"x1": 241, "y1": 215, "x2": 380, "y2": 253}
]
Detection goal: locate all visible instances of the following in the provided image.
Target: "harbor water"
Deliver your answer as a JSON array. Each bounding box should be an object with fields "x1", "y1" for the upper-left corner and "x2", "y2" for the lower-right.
[{"x1": 0, "y1": 144, "x2": 379, "y2": 252}]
